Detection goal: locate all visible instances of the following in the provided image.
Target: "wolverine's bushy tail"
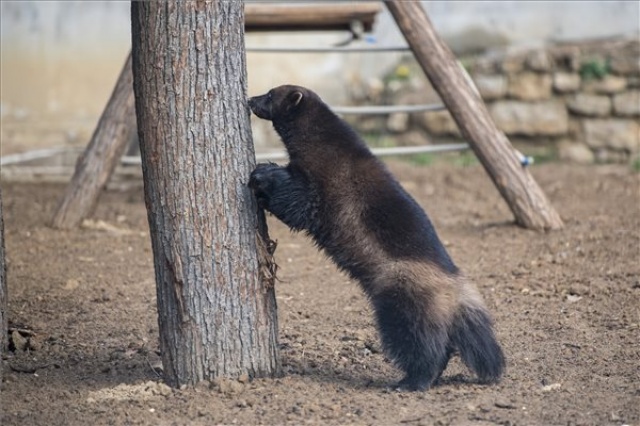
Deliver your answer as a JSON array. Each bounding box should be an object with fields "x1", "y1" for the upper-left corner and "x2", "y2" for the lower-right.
[{"x1": 450, "y1": 304, "x2": 505, "y2": 383}]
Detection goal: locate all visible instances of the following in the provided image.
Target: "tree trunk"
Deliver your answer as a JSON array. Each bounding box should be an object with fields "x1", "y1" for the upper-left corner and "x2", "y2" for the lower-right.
[
  {"x1": 50, "y1": 52, "x2": 136, "y2": 230},
  {"x1": 0, "y1": 188, "x2": 7, "y2": 384},
  {"x1": 386, "y1": 2, "x2": 564, "y2": 231},
  {"x1": 131, "y1": 1, "x2": 280, "y2": 387}
]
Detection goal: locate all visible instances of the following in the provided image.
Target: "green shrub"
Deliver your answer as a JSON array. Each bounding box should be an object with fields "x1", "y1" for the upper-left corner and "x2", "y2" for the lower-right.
[{"x1": 579, "y1": 58, "x2": 610, "y2": 81}]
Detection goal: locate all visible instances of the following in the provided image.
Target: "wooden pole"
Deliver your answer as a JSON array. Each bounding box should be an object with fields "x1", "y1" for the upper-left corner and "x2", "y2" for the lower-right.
[
  {"x1": 386, "y1": 2, "x2": 563, "y2": 231},
  {"x1": 50, "y1": 52, "x2": 136, "y2": 230}
]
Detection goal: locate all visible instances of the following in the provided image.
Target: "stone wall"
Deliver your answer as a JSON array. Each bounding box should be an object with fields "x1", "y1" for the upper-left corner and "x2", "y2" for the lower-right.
[{"x1": 359, "y1": 39, "x2": 639, "y2": 164}]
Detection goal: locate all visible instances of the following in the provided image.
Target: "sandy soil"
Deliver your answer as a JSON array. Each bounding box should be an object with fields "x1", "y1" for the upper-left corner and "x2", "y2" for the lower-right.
[{"x1": 1, "y1": 161, "x2": 639, "y2": 426}]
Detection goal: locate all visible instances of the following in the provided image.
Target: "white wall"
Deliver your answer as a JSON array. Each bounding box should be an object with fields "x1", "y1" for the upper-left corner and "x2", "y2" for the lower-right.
[
  {"x1": 1, "y1": 1, "x2": 131, "y2": 153},
  {"x1": 1, "y1": 1, "x2": 638, "y2": 153}
]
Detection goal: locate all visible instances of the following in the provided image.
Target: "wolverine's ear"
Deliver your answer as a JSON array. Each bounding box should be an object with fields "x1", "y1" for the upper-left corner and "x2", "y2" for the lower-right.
[{"x1": 290, "y1": 91, "x2": 303, "y2": 107}]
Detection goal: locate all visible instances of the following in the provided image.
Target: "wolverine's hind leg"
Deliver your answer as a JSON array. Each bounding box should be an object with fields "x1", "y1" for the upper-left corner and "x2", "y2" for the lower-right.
[{"x1": 372, "y1": 287, "x2": 452, "y2": 391}]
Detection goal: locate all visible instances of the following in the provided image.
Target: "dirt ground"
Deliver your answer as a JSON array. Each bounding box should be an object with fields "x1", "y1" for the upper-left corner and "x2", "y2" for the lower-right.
[{"x1": 1, "y1": 161, "x2": 638, "y2": 426}]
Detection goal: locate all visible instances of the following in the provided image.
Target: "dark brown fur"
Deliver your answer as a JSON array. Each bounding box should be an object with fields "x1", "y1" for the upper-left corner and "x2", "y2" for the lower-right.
[{"x1": 248, "y1": 85, "x2": 505, "y2": 391}]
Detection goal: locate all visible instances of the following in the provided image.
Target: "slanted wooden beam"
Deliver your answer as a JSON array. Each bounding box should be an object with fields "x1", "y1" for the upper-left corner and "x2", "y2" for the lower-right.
[
  {"x1": 386, "y1": 2, "x2": 563, "y2": 231},
  {"x1": 50, "y1": 52, "x2": 136, "y2": 230},
  {"x1": 245, "y1": 3, "x2": 381, "y2": 32}
]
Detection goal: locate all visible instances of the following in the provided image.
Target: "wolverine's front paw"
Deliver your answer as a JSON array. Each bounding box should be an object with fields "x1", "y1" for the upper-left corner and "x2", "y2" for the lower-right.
[
  {"x1": 249, "y1": 163, "x2": 287, "y2": 209},
  {"x1": 249, "y1": 163, "x2": 282, "y2": 194}
]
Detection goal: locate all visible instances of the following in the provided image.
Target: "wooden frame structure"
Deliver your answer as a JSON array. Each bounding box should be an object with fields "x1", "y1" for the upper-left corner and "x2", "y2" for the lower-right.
[{"x1": 48, "y1": 2, "x2": 563, "y2": 231}]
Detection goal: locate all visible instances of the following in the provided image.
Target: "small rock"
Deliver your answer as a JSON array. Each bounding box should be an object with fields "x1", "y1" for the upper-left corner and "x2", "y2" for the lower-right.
[
  {"x1": 558, "y1": 140, "x2": 594, "y2": 164},
  {"x1": 567, "y1": 93, "x2": 611, "y2": 117},
  {"x1": 541, "y1": 383, "x2": 562, "y2": 392},
  {"x1": 526, "y1": 50, "x2": 552, "y2": 72},
  {"x1": 553, "y1": 72, "x2": 581, "y2": 93},
  {"x1": 367, "y1": 78, "x2": 385, "y2": 101},
  {"x1": 238, "y1": 373, "x2": 249, "y2": 384},
  {"x1": 583, "y1": 75, "x2": 627, "y2": 94},
  {"x1": 494, "y1": 399, "x2": 516, "y2": 409},
  {"x1": 109, "y1": 350, "x2": 126, "y2": 361},
  {"x1": 474, "y1": 57, "x2": 498, "y2": 74},
  {"x1": 473, "y1": 74, "x2": 508, "y2": 100},
  {"x1": 400, "y1": 130, "x2": 432, "y2": 147},
  {"x1": 613, "y1": 90, "x2": 640, "y2": 116},
  {"x1": 583, "y1": 119, "x2": 640, "y2": 151},
  {"x1": 11, "y1": 330, "x2": 28, "y2": 351},
  {"x1": 387, "y1": 112, "x2": 410, "y2": 133},
  {"x1": 414, "y1": 110, "x2": 460, "y2": 136},
  {"x1": 26, "y1": 336, "x2": 41, "y2": 351},
  {"x1": 609, "y1": 52, "x2": 640, "y2": 75},
  {"x1": 153, "y1": 382, "x2": 172, "y2": 397},
  {"x1": 211, "y1": 377, "x2": 244, "y2": 395},
  {"x1": 626, "y1": 76, "x2": 640, "y2": 88},
  {"x1": 489, "y1": 100, "x2": 569, "y2": 136},
  {"x1": 64, "y1": 279, "x2": 80, "y2": 291},
  {"x1": 568, "y1": 283, "x2": 590, "y2": 296},
  {"x1": 508, "y1": 72, "x2": 552, "y2": 101},
  {"x1": 566, "y1": 294, "x2": 582, "y2": 303},
  {"x1": 364, "y1": 340, "x2": 382, "y2": 354},
  {"x1": 500, "y1": 55, "x2": 526, "y2": 74}
]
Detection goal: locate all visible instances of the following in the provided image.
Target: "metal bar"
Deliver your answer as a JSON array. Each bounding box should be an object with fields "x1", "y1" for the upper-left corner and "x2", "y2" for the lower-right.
[
  {"x1": 332, "y1": 103, "x2": 445, "y2": 114},
  {"x1": 121, "y1": 143, "x2": 469, "y2": 165},
  {"x1": 0, "y1": 147, "x2": 71, "y2": 166},
  {"x1": 371, "y1": 143, "x2": 469, "y2": 157}
]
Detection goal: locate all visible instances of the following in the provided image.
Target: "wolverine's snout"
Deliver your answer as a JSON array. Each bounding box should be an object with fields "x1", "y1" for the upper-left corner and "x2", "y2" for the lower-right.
[{"x1": 248, "y1": 94, "x2": 272, "y2": 120}]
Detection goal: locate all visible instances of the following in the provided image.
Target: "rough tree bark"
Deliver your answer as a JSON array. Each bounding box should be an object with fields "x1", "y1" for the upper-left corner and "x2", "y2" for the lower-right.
[
  {"x1": 131, "y1": 1, "x2": 279, "y2": 387},
  {"x1": 0, "y1": 188, "x2": 6, "y2": 384},
  {"x1": 386, "y1": 2, "x2": 564, "y2": 231},
  {"x1": 50, "y1": 52, "x2": 136, "y2": 230}
]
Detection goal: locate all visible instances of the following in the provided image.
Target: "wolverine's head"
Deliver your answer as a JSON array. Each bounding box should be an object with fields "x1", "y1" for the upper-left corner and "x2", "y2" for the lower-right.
[{"x1": 248, "y1": 85, "x2": 317, "y2": 122}]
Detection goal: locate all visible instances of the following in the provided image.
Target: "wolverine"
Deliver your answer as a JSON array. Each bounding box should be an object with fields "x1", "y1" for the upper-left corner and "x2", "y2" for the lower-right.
[{"x1": 247, "y1": 85, "x2": 505, "y2": 391}]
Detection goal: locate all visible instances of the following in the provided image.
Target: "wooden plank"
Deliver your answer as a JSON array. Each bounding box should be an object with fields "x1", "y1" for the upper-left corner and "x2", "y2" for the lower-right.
[
  {"x1": 50, "y1": 52, "x2": 136, "y2": 229},
  {"x1": 386, "y1": 2, "x2": 563, "y2": 231},
  {"x1": 245, "y1": 3, "x2": 381, "y2": 32}
]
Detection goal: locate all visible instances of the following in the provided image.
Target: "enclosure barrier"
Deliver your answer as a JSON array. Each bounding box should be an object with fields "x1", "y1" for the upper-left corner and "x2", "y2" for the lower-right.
[{"x1": 0, "y1": 2, "x2": 562, "y2": 231}]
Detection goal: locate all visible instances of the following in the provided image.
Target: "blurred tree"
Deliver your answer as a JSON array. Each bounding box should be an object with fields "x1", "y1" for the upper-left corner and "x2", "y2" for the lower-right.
[
  {"x1": 131, "y1": 1, "x2": 280, "y2": 387},
  {"x1": 0, "y1": 189, "x2": 6, "y2": 383}
]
